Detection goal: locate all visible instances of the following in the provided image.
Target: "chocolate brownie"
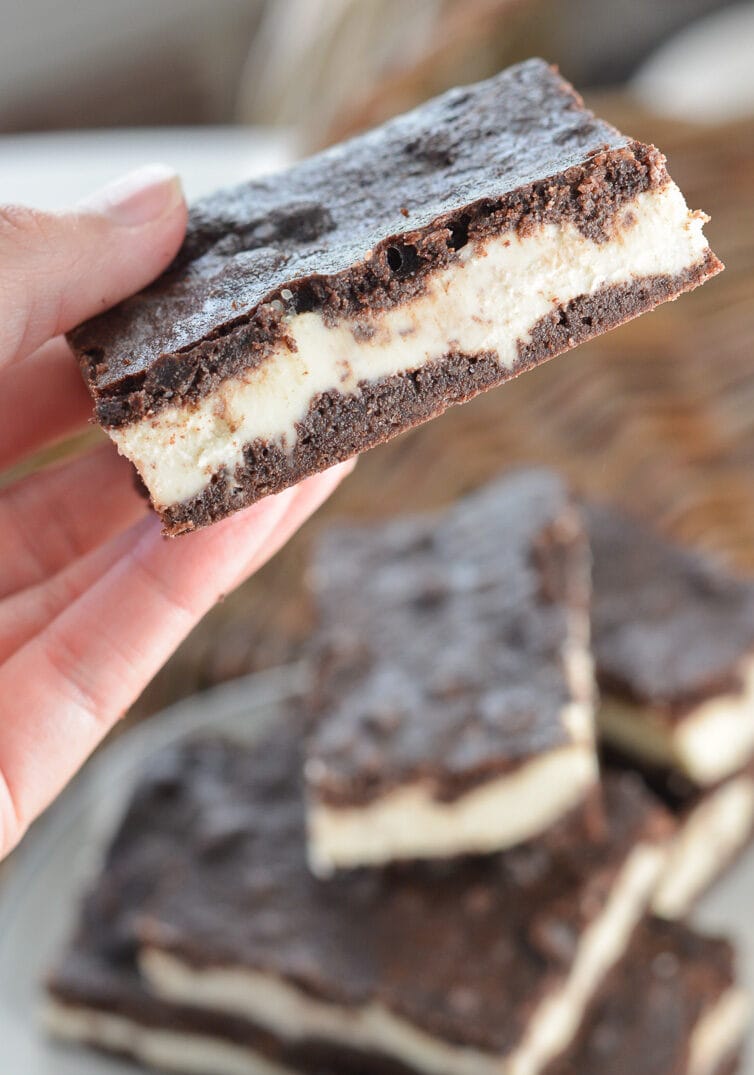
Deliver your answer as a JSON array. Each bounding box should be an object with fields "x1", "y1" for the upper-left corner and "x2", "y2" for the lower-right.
[
  {"x1": 548, "y1": 918, "x2": 746, "y2": 1075},
  {"x1": 587, "y1": 501, "x2": 754, "y2": 786},
  {"x1": 305, "y1": 469, "x2": 598, "y2": 872},
  {"x1": 68, "y1": 59, "x2": 721, "y2": 533},
  {"x1": 49, "y1": 882, "x2": 747, "y2": 1075},
  {"x1": 601, "y1": 748, "x2": 754, "y2": 919}
]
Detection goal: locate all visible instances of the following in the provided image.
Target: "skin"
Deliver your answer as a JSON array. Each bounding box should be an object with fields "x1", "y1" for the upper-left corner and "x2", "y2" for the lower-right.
[{"x1": 0, "y1": 165, "x2": 353, "y2": 861}]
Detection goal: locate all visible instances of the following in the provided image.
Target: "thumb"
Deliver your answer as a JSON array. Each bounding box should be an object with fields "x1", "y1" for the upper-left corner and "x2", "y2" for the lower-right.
[{"x1": 0, "y1": 164, "x2": 187, "y2": 365}]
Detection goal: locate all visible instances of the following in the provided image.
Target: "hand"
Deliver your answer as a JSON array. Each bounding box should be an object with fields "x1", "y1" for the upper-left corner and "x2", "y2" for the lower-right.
[{"x1": 0, "y1": 166, "x2": 352, "y2": 860}]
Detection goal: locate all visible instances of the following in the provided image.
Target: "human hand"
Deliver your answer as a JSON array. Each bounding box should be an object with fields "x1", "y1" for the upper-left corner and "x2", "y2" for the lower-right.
[{"x1": 0, "y1": 166, "x2": 353, "y2": 860}]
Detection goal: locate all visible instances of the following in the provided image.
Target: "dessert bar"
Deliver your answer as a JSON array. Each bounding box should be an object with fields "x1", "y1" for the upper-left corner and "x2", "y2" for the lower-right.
[
  {"x1": 69, "y1": 60, "x2": 721, "y2": 533},
  {"x1": 547, "y1": 918, "x2": 748, "y2": 1075},
  {"x1": 587, "y1": 503, "x2": 754, "y2": 787},
  {"x1": 306, "y1": 469, "x2": 597, "y2": 872}
]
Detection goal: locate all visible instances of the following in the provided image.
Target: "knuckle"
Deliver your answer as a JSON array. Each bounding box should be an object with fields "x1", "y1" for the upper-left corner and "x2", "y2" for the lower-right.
[
  {"x1": 43, "y1": 631, "x2": 106, "y2": 727},
  {"x1": 0, "y1": 205, "x2": 61, "y2": 355},
  {"x1": 0, "y1": 204, "x2": 50, "y2": 251}
]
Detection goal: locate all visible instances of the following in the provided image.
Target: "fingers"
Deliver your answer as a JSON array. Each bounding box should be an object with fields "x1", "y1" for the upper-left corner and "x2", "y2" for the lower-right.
[
  {"x1": 0, "y1": 460, "x2": 355, "y2": 663},
  {"x1": 0, "y1": 526, "x2": 137, "y2": 665},
  {"x1": 0, "y1": 461, "x2": 355, "y2": 664},
  {"x1": 0, "y1": 338, "x2": 93, "y2": 471},
  {"x1": 0, "y1": 165, "x2": 187, "y2": 366},
  {"x1": 0, "y1": 463, "x2": 353, "y2": 856},
  {"x1": 0, "y1": 444, "x2": 147, "y2": 598}
]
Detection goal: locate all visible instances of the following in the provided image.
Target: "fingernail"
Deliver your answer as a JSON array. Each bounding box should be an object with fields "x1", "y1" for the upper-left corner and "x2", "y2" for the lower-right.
[{"x1": 78, "y1": 164, "x2": 184, "y2": 227}]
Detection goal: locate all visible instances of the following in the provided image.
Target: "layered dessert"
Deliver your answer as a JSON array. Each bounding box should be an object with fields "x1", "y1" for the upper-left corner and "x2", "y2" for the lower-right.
[
  {"x1": 587, "y1": 502, "x2": 754, "y2": 914},
  {"x1": 305, "y1": 469, "x2": 597, "y2": 873},
  {"x1": 47, "y1": 727, "x2": 670, "y2": 1075},
  {"x1": 48, "y1": 865, "x2": 748, "y2": 1075},
  {"x1": 68, "y1": 59, "x2": 721, "y2": 534},
  {"x1": 601, "y1": 750, "x2": 754, "y2": 920},
  {"x1": 547, "y1": 919, "x2": 748, "y2": 1075},
  {"x1": 587, "y1": 502, "x2": 754, "y2": 784},
  {"x1": 651, "y1": 765, "x2": 754, "y2": 919}
]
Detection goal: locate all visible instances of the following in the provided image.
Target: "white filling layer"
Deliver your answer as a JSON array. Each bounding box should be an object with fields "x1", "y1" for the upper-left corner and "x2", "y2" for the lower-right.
[
  {"x1": 113, "y1": 183, "x2": 711, "y2": 508},
  {"x1": 688, "y1": 986, "x2": 751, "y2": 1075},
  {"x1": 43, "y1": 979, "x2": 750, "y2": 1075},
  {"x1": 44, "y1": 1000, "x2": 294, "y2": 1075},
  {"x1": 653, "y1": 775, "x2": 754, "y2": 919},
  {"x1": 140, "y1": 843, "x2": 664, "y2": 1075},
  {"x1": 599, "y1": 658, "x2": 754, "y2": 786},
  {"x1": 307, "y1": 740, "x2": 598, "y2": 876}
]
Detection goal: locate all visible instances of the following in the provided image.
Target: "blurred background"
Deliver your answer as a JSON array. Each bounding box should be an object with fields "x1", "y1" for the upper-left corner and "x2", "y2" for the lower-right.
[{"x1": 1, "y1": 0, "x2": 753, "y2": 723}]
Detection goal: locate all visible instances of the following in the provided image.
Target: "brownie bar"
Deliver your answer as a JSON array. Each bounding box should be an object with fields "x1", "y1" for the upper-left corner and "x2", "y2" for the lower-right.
[
  {"x1": 547, "y1": 918, "x2": 748, "y2": 1075},
  {"x1": 68, "y1": 59, "x2": 721, "y2": 534},
  {"x1": 586, "y1": 502, "x2": 754, "y2": 786},
  {"x1": 653, "y1": 770, "x2": 754, "y2": 921},
  {"x1": 305, "y1": 469, "x2": 597, "y2": 873},
  {"x1": 601, "y1": 748, "x2": 754, "y2": 920},
  {"x1": 48, "y1": 877, "x2": 748, "y2": 1075},
  {"x1": 55, "y1": 721, "x2": 667, "y2": 1075}
]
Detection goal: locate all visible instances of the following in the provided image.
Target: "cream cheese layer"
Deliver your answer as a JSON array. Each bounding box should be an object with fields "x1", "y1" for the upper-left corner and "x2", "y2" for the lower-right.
[{"x1": 112, "y1": 183, "x2": 711, "y2": 509}]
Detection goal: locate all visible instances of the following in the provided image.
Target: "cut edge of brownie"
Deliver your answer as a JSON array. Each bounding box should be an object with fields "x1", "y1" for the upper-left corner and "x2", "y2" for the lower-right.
[
  {"x1": 160, "y1": 254, "x2": 718, "y2": 534},
  {"x1": 654, "y1": 771, "x2": 754, "y2": 919},
  {"x1": 546, "y1": 918, "x2": 747, "y2": 1075},
  {"x1": 600, "y1": 744, "x2": 754, "y2": 919}
]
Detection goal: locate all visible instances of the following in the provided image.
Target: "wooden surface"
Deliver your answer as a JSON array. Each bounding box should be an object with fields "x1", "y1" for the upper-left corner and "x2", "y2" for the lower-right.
[{"x1": 130, "y1": 97, "x2": 754, "y2": 722}]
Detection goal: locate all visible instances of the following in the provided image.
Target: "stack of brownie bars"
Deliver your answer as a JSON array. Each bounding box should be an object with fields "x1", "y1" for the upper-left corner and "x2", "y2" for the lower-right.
[{"x1": 46, "y1": 469, "x2": 754, "y2": 1075}]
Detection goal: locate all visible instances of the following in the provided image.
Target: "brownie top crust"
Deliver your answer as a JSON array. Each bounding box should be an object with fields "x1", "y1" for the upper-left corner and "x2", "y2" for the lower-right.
[
  {"x1": 587, "y1": 502, "x2": 754, "y2": 714},
  {"x1": 307, "y1": 469, "x2": 591, "y2": 806},
  {"x1": 548, "y1": 918, "x2": 736, "y2": 1075},
  {"x1": 68, "y1": 59, "x2": 667, "y2": 427},
  {"x1": 122, "y1": 725, "x2": 668, "y2": 1056}
]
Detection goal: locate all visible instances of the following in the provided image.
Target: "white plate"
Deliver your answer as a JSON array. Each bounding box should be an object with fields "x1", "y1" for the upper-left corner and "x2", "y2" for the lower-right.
[{"x1": 0, "y1": 664, "x2": 751, "y2": 1073}]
